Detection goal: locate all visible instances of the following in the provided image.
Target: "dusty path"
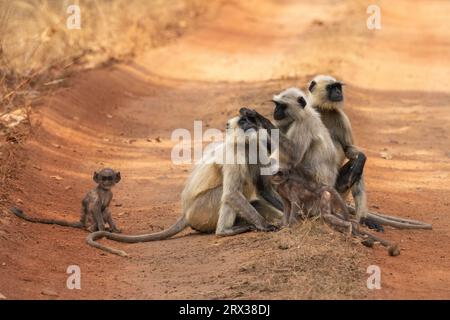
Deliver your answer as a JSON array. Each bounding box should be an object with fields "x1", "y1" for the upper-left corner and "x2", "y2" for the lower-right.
[{"x1": 1, "y1": 0, "x2": 449, "y2": 299}]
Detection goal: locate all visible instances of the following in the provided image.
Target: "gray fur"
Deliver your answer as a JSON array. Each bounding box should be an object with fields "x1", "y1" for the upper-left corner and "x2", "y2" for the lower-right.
[
  {"x1": 87, "y1": 115, "x2": 282, "y2": 256},
  {"x1": 273, "y1": 87, "x2": 338, "y2": 187},
  {"x1": 308, "y1": 75, "x2": 368, "y2": 221}
]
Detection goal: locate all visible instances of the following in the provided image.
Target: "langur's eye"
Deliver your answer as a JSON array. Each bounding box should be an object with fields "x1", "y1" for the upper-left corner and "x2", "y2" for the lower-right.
[
  {"x1": 101, "y1": 176, "x2": 114, "y2": 181},
  {"x1": 297, "y1": 96, "x2": 307, "y2": 108}
]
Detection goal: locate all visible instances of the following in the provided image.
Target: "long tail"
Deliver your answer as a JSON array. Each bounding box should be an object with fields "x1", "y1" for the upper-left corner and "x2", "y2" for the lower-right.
[
  {"x1": 86, "y1": 216, "x2": 188, "y2": 257},
  {"x1": 346, "y1": 205, "x2": 432, "y2": 230},
  {"x1": 10, "y1": 207, "x2": 83, "y2": 228}
]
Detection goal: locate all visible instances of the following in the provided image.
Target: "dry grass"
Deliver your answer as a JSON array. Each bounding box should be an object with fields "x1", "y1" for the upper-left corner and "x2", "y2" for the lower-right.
[
  {"x1": 0, "y1": 0, "x2": 219, "y2": 211},
  {"x1": 0, "y1": 0, "x2": 219, "y2": 114},
  {"x1": 216, "y1": 220, "x2": 370, "y2": 299}
]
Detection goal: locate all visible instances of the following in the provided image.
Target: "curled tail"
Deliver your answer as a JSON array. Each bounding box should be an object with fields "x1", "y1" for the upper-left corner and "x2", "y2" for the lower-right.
[
  {"x1": 10, "y1": 207, "x2": 83, "y2": 229},
  {"x1": 86, "y1": 216, "x2": 188, "y2": 257},
  {"x1": 358, "y1": 228, "x2": 400, "y2": 256}
]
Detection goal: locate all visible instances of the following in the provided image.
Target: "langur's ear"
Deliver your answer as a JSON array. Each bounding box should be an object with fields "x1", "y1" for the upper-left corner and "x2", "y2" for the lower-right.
[
  {"x1": 115, "y1": 172, "x2": 121, "y2": 183},
  {"x1": 297, "y1": 96, "x2": 307, "y2": 108},
  {"x1": 93, "y1": 171, "x2": 100, "y2": 183},
  {"x1": 308, "y1": 80, "x2": 316, "y2": 92}
]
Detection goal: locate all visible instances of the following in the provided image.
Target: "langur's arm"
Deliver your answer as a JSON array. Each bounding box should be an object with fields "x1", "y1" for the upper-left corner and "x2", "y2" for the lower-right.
[
  {"x1": 282, "y1": 128, "x2": 310, "y2": 167},
  {"x1": 222, "y1": 164, "x2": 275, "y2": 231},
  {"x1": 256, "y1": 175, "x2": 283, "y2": 210},
  {"x1": 338, "y1": 113, "x2": 365, "y2": 160},
  {"x1": 225, "y1": 191, "x2": 277, "y2": 231}
]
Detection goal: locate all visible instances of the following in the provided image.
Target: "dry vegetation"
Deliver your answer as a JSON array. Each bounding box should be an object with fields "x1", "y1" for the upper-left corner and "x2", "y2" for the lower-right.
[
  {"x1": 0, "y1": 0, "x2": 219, "y2": 214},
  {"x1": 0, "y1": 0, "x2": 219, "y2": 114},
  {"x1": 218, "y1": 220, "x2": 369, "y2": 299}
]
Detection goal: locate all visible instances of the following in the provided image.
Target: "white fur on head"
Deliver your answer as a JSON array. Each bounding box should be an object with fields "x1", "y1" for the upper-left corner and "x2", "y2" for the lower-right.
[
  {"x1": 225, "y1": 115, "x2": 258, "y2": 142},
  {"x1": 273, "y1": 87, "x2": 310, "y2": 124},
  {"x1": 226, "y1": 116, "x2": 239, "y2": 130},
  {"x1": 308, "y1": 75, "x2": 344, "y2": 110}
]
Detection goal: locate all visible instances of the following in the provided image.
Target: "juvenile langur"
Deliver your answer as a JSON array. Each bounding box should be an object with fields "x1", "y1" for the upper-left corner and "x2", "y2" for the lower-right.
[
  {"x1": 11, "y1": 168, "x2": 122, "y2": 233},
  {"x1": 271, "y1": 168, "x2": 400, "y2": 256},
  {"x1": 271, "y1": 88, "x2": 338, "y2": 187},
  {"x1": 272, "y1": 167, "x2": 351, "y2": 230},
  {"x1": 308, "y1": 75, "x2": 431, "y2": 230},
  {"x1": 87, "y1": 112, "x2": 282, "y2": 257}
]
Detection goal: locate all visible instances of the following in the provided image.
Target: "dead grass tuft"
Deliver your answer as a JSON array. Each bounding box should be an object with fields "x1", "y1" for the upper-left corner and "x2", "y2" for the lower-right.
[{"x1": 220, "y1": 220, "x2": 370, "y2": 299}]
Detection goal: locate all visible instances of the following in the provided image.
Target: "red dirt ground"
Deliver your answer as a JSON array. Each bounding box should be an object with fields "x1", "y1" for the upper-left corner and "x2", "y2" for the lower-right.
[{"x1": 1, "y1": 0, "x2": 449, "y2": 299}]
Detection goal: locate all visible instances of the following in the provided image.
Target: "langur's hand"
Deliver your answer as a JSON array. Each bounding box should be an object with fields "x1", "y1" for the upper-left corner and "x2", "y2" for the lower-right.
[{"x1": 239, "y1": 107, "x2": 275, "y2": 130}]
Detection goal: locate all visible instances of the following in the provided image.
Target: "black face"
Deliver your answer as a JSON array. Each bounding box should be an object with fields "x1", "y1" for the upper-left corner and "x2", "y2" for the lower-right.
[
  {"x1": 273, "y1": 101, "x2": 288, "y2": 120},
  {"x1": 326, "y1": 82, "x2": 343, "y2": 102},
  {"x1": 238, "y1": 115, "x2": 258, "y2": 132}
]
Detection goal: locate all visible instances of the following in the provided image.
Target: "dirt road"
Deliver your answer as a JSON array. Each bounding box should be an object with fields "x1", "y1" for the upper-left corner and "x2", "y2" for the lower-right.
[{"x1": 1, "y1": 0, "x2": 449, "y2": 299}]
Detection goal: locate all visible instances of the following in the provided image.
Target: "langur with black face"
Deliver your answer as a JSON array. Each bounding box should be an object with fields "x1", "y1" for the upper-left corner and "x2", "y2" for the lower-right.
[
  {"x1": 308, "y1": 75, "x2": 431, "y2": 230},
  {"x1": 241, "y1": 88, "x2": 338, "y2": 226},
  {"x1": 271, "y1": 87, "x2": 338, "y2": 187},
  {"x1": 87, "y1": 111, "x2": 282, "y2": 256}
]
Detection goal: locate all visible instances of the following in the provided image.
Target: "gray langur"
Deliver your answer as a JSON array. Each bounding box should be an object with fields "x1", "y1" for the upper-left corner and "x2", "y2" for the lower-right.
[
  {"x1": 271, "y1": 87, "x2": 338, "y2": 188},
  {"x1": 308, "y1": 75, "x2": 431, "y2": 230},
  {"x1": 87, "y1": 111, "x2": 283, "y2": 257},
  {"x1": 11, "y1": 168, "x2": 122, "y2": 233}
]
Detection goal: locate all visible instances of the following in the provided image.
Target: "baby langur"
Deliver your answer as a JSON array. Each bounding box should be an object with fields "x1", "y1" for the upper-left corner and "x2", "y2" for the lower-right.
[
  {"x1": 271, "y1": 168, "x2": 400, "y2": 256},
  {"x1": 11, "y1": 168, "x2": 122, "y2": 233},
  {"x1": 308, "y1": 75, "x2": 431, "y2": 231},
  {"x1": 272, "y1": 167, "x2": 352, "y2": 231}
]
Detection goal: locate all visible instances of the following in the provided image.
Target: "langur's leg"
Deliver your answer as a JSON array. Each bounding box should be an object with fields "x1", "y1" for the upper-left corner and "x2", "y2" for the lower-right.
[
  {"x1": 225, "y1": 191, "x2": 278, "y2": 232},
  {"x1": 85, "y1": 211, "x2": 98, "y2": 232},
  {"x1": 90, "y1": 202, "x2": 106, "y2": 232},
  {"x1": 320, "y1": 191, "x2": 352, "y2": 234},
  {"x1": 103, "y1": 208, "x2": 121, "y2": 233},
  {"x1": 216, "y1": 202, "x2": 253, "y2": 236},
  {"x1": 251, "y1": 198, "x2": 284, "y2": 224},
  {"x1": 337, "y1": 169, "x2": 384, "y2": 231},
  {"x1": 288, "y1": 200, "x2": 301, "y2": 226},
  {"x1": 350, "y1": 175, "x2": 383, "y2": 230},
  {"x1": 283, "y1": 199, "x2": 292, "y2": 226},
  {"x1": 335, "y1": 154, "x2": 366, "y2": 194}
]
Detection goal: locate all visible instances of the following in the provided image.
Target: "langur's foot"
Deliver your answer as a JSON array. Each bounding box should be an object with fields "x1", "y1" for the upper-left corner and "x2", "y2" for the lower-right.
[{"x1": 361, "y1": 217, "x2": 384, "y2": 232}]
